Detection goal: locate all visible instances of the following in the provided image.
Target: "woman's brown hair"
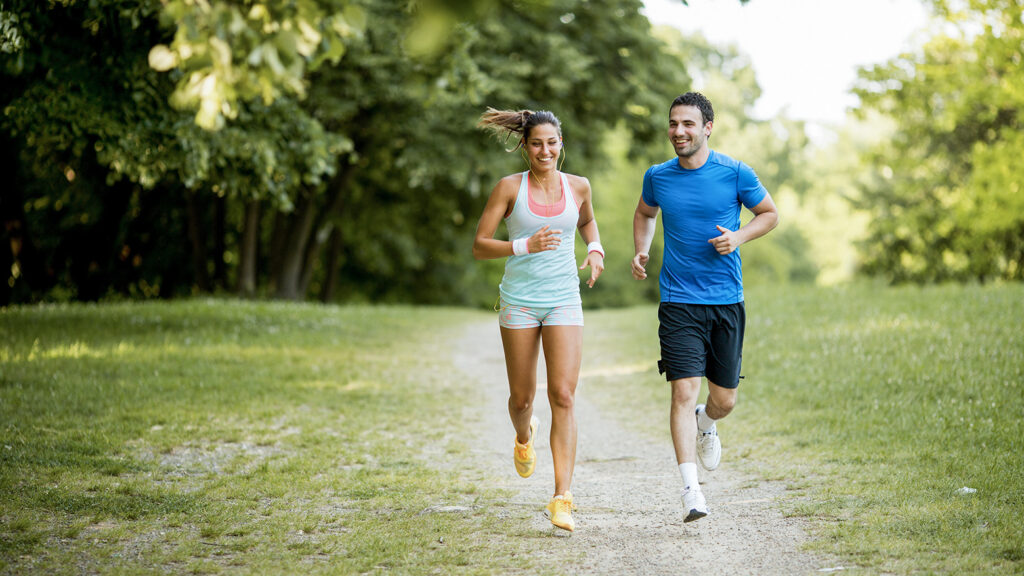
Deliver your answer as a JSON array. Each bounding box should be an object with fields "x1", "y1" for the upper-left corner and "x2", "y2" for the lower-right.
[{"x1": 477, "y1": 107, "x2": 561, "y2": 151}]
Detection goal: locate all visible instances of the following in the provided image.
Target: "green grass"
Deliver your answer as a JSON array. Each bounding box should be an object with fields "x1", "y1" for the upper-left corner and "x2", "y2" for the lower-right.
[
  {"x1": 0, "y1": 300, "x2": 529, "y2": 575},
  {"x1": 2, "y1": 284, "x2": 1022, "y2": 574},
  {"x1": 582, "y1": 282, "x2": 1024, "y2": 575}
]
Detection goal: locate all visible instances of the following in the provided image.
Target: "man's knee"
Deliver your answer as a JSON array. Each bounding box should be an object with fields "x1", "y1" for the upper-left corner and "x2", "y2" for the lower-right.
[
  {"x1": 671, "y1": 377, "x2": 702, "y2": 406},
  {"x1": 706, "y1": 385, "x2": 737, "y2": 417}
]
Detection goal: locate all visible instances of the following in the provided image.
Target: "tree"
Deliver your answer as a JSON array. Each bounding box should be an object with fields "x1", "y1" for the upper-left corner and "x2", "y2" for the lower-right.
[
  {"x1": 580, "y1": 27, "x2": 816, "y2": 309},
  {"x1": 1, "y1": 0, "x2": 727, "y2": 305},
  {"x1": 852, "y1": 0, "x2": 1024, "y2": 282},
  {"x1": 1, "y1": 0, "x2": 349, "y2": 301},
  {"x1": 146, "y1": 0, "x2": 365, "y2": 130},
  {"x1": 659, "y1": 28, "x2": 816, "y2": 288},
  {"x1": 271, "y1": 0, "x2": 694, "y2": 304}
]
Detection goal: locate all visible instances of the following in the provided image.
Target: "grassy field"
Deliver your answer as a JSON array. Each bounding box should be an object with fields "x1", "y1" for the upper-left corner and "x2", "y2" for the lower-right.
[
  {"x1": 2, "y1": 283, "x2": 1022, "y2": 574},
  {"x1": 582, "y1": 282, "x2": 1024, "y2": 575},
  {"x1": 0, "y1": 301, "x2": 527, "y2": 575}
]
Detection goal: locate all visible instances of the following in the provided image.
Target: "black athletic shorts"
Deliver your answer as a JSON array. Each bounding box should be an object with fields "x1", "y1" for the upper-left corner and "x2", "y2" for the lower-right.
[{"x1": 657, "y1": 302, "x2": 746, "y2": 388}]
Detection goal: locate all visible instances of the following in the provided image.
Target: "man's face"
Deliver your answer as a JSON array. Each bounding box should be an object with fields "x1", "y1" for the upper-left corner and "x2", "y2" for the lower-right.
[{"x1": 668, "y1": 105, "x2": 711, "y2": 158}]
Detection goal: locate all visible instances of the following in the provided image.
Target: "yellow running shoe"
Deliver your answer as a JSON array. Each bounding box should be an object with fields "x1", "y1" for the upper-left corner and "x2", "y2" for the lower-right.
[
  {"x1": 514, "y1": 416, "x2": 539, "y2": 478},
  {"x1": 546, "y1": 492, "x2": 575, "y2": 532}
]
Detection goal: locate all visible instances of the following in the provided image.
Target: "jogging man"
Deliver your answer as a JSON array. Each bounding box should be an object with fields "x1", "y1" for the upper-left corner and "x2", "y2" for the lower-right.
[{"x1": 632, "y1": 92, "x2": 779, "y2": 522}]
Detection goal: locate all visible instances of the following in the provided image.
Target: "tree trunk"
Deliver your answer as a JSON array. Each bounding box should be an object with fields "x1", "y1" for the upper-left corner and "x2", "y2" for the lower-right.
[
  {"x1": 185, "y1": 190, "x2": 210, "y2": 293},
  {"x1": 0, "y1": 192, "x2": 44, "y2": 305},
  {"x1": 71, "y1": 178, "x2": 134, "y2": 301},
  {"x1": 212, "y1": 194, "x2": 227, "y2": 290},
  {"x1": 237, "y1": 199, "x2": 261, "y2": 297},
  {"x1": 0, "y1": 135, "x2": 38, "y2": 304},
  {"x1": 298, "y1": 223, "x2": 325, "y2": 299},
  {"x1": 267, "y1": 210, "x2": 290, "y2": 293},
  {"x1": 320, "y1": 226, "x2": 343, "y2": 303},
  {"x1": 298, "y1": 162, "x2": 355, "y2": 297},
  {"x1": 275, "y1": 191, "x2": 317, "y2": 300}
]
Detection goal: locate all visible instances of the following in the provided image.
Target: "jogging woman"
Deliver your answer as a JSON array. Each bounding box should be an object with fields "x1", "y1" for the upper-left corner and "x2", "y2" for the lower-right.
[{"x1": 472, "y1": 108, "x2": 605, "y2": 532}]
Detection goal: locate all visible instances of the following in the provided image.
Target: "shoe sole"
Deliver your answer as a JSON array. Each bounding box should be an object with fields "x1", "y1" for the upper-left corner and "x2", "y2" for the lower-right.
[
  {"x1": 697, "y1": 457, "x2": 720, "y2": 471},
  {"x1": 544, "y1": 510, "x2": 575, "y2": 532},
  {"x1": 684, "y1": 509, "x2": 708, "y2": 523},
  {"x1": 551, "y1": 520, "x2": 574, "y2": 531}
]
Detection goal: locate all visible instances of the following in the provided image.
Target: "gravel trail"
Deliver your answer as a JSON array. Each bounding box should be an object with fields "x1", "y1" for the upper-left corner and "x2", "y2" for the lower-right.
[{"x1": 453, "y1": 320, "x2": 841, "y2": 576}]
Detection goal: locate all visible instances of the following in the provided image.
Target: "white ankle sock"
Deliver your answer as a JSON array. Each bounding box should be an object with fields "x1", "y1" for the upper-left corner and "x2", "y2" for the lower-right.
[
  {"x1": 678, "y1": 462, "x2": 700, "y2": 491},
  {"x1": 696, "y1": 405, "x2": 716, "y2": 433}
]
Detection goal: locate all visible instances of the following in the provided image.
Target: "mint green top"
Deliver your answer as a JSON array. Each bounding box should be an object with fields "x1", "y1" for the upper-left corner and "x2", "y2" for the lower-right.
[{"x1": 499, "y1": 172, "x2": 582, "y2": 307}]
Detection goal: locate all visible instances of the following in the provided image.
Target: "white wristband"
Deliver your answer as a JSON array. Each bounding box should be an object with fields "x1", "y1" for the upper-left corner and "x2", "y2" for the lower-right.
[
  {"x1": 512, "y1": 237, "x2": 530, "y2": 256},
  {"x1": 587, "y1": 241, "x2": 605, "y2": 258}
]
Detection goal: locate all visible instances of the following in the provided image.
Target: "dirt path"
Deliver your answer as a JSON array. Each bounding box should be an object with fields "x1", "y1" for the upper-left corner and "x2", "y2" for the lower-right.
[{"x1": 453, "y1": 320, "x2": 842, "y2": 575}]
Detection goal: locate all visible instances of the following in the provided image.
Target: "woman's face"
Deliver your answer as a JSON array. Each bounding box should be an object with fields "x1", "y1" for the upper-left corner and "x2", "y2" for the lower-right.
[{"x1": 524, "y1": 123, "x2": 561, "y2": 171}]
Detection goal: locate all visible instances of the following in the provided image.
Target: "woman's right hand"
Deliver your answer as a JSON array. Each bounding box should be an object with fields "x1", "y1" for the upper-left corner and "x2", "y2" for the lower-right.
[{"x1": 529, "y1": 225, "x2": 562, "y2": 253}]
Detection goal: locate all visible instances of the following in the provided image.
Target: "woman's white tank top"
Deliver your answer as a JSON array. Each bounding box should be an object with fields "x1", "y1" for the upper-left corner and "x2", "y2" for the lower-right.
[{"x1": 499, "y1": 171, "x2": 582, "y2": 307}]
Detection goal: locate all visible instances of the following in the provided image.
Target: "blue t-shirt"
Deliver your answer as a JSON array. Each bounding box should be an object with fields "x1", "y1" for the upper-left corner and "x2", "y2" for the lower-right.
[{"x1": 641, "y1": 151, "x2": 767, "y2": 305}]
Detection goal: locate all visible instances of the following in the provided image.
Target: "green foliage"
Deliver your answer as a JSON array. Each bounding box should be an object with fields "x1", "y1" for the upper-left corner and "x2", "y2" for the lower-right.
[
  {"x1": 580, "y1": 126, "x2": 662, "y2": 309},
  {"x1": 1, "y1": 0, "x2": 786, "y2": 306},
  {"x1": 151, "y1": 0, "x2": 365, "y2": 130},
  {"x1": 1, "y1": 0, "x2": 345, "y2": 203},
  {"x1": 580, "y1": 26, "x2": 818, "y2": 306},
  {"x1": 298, "y1": 0, "x2": 694, "y2": 305},
  {"x1": 740, "y1": 225, "x2": 819, "y2": 285},
  {"x1": 0, "y1": 9, "x2": 24, "y2": 53},
  {"x1": 853, "y1": 0, "x2": 1024, "y2": 282},
  {"x1": 1, "y1": 0, "x2": 350, "y2": 301},
  {"x1": 167, "y1": 99, "x2": 348, "y2": 208}
]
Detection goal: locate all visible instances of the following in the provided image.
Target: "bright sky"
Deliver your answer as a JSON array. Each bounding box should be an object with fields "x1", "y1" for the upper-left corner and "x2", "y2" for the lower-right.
[{"x1": 642, "y1": 0, "x2": 931, "y2": 128}]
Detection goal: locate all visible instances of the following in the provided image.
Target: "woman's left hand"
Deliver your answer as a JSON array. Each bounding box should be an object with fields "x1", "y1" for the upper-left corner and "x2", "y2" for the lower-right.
[{"x1": 580, "y1": 252, "x2": 604, "y2": 288}]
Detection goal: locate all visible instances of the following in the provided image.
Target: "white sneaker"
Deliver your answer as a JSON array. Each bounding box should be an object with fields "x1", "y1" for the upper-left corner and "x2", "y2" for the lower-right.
[
  {"x1": 696, "y1": 426, "x2": 721, "y2": 471},
  {"x1": 695, "y1": 405, "x2": 721, "y2": 471},
  {"x1": 682, "y1": 487, "x2": 708, "y2": 522}
]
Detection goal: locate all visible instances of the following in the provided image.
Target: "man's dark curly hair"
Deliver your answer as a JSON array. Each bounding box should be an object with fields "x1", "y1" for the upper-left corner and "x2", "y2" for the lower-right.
[{"x1": 670, "y1": 92, "x2": 714, "y2": 126}]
